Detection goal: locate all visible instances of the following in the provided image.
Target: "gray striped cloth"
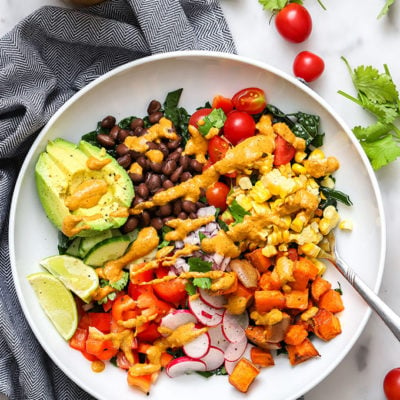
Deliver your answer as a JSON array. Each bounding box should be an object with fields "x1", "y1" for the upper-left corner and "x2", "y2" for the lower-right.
[{"x1": 0, "y1": 1, "x2": 235, "y2": 398}]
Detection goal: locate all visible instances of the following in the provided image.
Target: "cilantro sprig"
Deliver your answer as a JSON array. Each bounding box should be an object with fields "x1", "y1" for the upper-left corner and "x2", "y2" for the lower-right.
[
  {"x1": 198, "y1": 108, "x2": 226, "y2": 136},
  {"x1": 185, "y1": 257, "x2": 213, "y2": 295},
  {"x1": 338, "y1": 57, "x2": 400, "y2": 170},
  {"x1": 258, "y1": 0, "x2": 326, "y2": 14}
]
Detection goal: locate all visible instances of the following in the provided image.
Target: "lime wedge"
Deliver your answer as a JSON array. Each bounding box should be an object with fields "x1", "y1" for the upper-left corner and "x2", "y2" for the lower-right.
[
  {"x1": 27, "y1": 272, "x2": 78, "y2": 340},
  {"x1": 39, "y1": 254, "x2": 99, "y2": 303}
]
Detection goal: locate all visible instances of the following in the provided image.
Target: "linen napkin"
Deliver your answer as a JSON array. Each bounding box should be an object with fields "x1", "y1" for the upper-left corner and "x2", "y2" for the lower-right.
[{"x1": 0, "y1": 1, "x2": 235, "y2": 398}]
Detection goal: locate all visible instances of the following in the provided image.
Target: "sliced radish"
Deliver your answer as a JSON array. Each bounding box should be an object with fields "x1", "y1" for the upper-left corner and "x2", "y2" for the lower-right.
[
  {"x1": 188, "y1": 297, "x2": 223, "y2": 327},
  {"x1": 224, "y1": 335, "x2": 248, "y2": 362},
  {"x1": 183, "y1": 332, "x2": 210, "y2": 359},
  {"x1": 165, "y1": 356, "x2": 206, "y2": 378},
  {"x1": 198, "y1": 288, "x2": 227, "y2": 309},
  {"x1": 160, "y1": 309, "x2": 197, "y2": 334},
  {"x1": 222, "y1": 311, "x2": 247, "y2": 343},
  {"x1": 199, "y1": 345, "x2": 225, "y2": 371},
  {"x1": 207, "y1": 325, "x2": 230, "y2": 352},
  {"x1": 224, "y1": 343, "x2": 254, "y2": 375}
]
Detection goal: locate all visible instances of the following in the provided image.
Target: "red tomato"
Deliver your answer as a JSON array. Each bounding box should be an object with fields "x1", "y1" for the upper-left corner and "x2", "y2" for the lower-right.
[
  {"x1": 293, "y1": 51, "x2": 325, "y2": 82},
  {"x1": 208, "y1": 136, "x2": 231, "y2": 163},
  {"x1": 275, "y1": 3, "x2": 312, "y2": 43},
  {"x1": 112, "y1": 294, "x2": 138, "y2": 322},
  {"x1": 88, "y1": 312, "x2": 112, "y2": 334},
  {"x1": 273, "y1": 135, "x2": 296, "y2": 166},
  {"x1": 212, "y1": 95, "x2": 233, "y2": 114},
  {"x1": 231, "y1": 87, "x2": 266, "y2": 114},
  {"x1": 223, "y1": 111, "x2": 256, "y2": 145},
  {"x1": 69, "y1": 327, "x2": 88, "y2": 351},
  {"x1": 153, "y1": 278, "x2": 187, "y2": 305},
  {"x1": 86, "y1": 336, "x2": 118, "y2": 361},
  {"x1": 384, "y1": 368, "x2": 400, "y2": 400},
  {"x1": 136, "y1": 322, "x2": 162, "y2": 342},
  {"x1": 206, "y1": 181, "x2": 230, "y2": 211},
  {"x1": 188, "y1": 108, "x2": 212, "y2": 128}
]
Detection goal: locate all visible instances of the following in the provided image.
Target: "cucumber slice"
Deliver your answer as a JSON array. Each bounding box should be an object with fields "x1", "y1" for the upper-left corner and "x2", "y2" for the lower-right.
[
  {"x1": 65, "y1": 238, "x2": 82, "y2": 257},
  {"x1": 84, "y1": 236, "x2": 131, "y2": 267},
  {"x1": 79, "y1": 230, "x2": 113, "y2": 258}
]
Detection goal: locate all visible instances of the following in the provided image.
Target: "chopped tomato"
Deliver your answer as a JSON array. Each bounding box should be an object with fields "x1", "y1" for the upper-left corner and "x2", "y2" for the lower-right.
[
  {"x1": 153, "y1": 278, "x2": 187, "y2": 305},
  {"x1": 130, "y1": 265, "x2": 155, "y2": 284},
  {"x1": 212, "y1": 94, "x2": 234, "y2": 114},
  {"x1": 112, "y1": 294, "x2": 138, "y2": 322},
  {"x1": 136, "y1": 291, "x2": 172, "y2": 318},
  {"x1": 86, "y1": 331, "x2": 118, "y2": 361},
  {"x1": 128, "y1": 266, "x2": 155, "y2": 300},
  {"x1": 77, "y1": 312, "x2": 90, "y2": 329},
  {"x1": 88, "y1": 312, "x2": 112, "y2": 334},
  {"x1": 69, "y1": 327, "x2": 88, "y2": 351},
  {"x1": 116, "y1": 350, "x2": 139, "y2": 370},
  {"x1": 273, "y1": 135, "x2": 296, "y2": 166},
  {"x1": 136, "y1": 322, "x2": 162, "y2": 342}
]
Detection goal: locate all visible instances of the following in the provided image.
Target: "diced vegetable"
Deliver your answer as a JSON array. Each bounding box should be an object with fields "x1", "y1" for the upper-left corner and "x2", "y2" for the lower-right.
[{"x1": 228, "y1": 358, "x2": 260, "y2": 393}]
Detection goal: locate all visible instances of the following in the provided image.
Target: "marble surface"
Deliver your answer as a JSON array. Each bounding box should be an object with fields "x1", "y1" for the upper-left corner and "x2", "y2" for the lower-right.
[{"x1": 1, "y1": 0, "x2": 400, "y2": 399}]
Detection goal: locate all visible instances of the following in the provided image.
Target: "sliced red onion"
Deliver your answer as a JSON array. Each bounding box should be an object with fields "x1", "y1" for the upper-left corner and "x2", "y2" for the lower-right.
[{"x1": 197, "y1": 206, "x2": 217, "y2": 217}]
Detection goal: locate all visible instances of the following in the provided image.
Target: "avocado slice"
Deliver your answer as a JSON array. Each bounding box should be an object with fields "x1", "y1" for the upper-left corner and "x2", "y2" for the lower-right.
[{"x1": 35, "y1": 138, "x2": 134, "y2": 237}]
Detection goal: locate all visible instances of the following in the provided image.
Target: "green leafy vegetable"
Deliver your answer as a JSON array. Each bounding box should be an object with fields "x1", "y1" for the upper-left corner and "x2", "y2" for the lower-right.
[
  {"x1": 198, "y1": 108, "x2": 226, "y2": 136},
  {"x1": 258, "y1": 0, "x2": 325, "y2": 13},
  {"x1": 338, "y1": 57, "x2": 400, "y2": 169},
  {"x1": 188, "y1": 257, "x2": 212, "y2": 272},
  {"x1": 377, "y1": 0, "x2": 396, "y2": 18},
  {"x1": 57, "y1": 232, "x2": 71, "y2": 255},
  {"x1": 192, "y1": 277, "x2": 212, "y2": 290},
  {"x1": 185, "y1": 257, "x2": 212, "y2": 294},
  {"x1": 319, "y1": 186, "x2": 353, "y2": 208},
  {"x1": 228, "y1": 199, "x2": 250, "y2": 224},
  {"x1": 158, "y1": 226, "x2": 173, "y2": 249}
]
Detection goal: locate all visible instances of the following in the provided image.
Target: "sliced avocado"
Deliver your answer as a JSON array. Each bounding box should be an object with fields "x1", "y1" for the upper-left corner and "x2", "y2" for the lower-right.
[{"x1": 35, "y1": 138, "x2": 134, "y2": 237}]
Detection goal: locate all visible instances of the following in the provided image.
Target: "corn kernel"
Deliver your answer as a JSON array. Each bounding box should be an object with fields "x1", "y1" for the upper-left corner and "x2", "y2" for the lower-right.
[
  {"x1": 308, "y1": 148, "x2": 325, "y2": 160},
  {"x1": 301, "y1": 306, "x2": 319, "y2": 321},
  {"x1": 319, "y1": 205, "x2": 340, "y2": 235},
  {"x1": 292, "y1": 163, "x2": 307, "y2": 175},
  {"x1": 275, "y1": 256, "x2": 294, "y2": 284},
  {"x1": 252, "y1": 202, "x2": 270, "y2": 215},
  {"x1": 311, "y1": 258, "x2": 327, "y2": 275},
  {"x1": 339, "y1": 219, "x2": 353, "y2": 231},
  {"x1": 262, "y1": 245, "x2": 277, "y2": 258},
  {"x1": 295, "y1": 151, "x2": 307, "y2": 163},
  {"x1": 299, "y1": 243, "x2": 321, "y2": 258},
  {"x1": 278, "y1": 243, "x2": 288, "y2": 252},
  {"x1": 238, "y1": 176, "x2": 253, "y2": 190},
  {"x1": 320, "y1": 176, "x2": 335, "y2": 189},
  {"x1": 250, "y1": 181, "x2": 271, "y2": 203},
  {"x1": 291, "y1": 214, "x2": 306, "y2": 233},
  {"x1": 236, "y1": 194, "x2": 253, "y2": 212}
]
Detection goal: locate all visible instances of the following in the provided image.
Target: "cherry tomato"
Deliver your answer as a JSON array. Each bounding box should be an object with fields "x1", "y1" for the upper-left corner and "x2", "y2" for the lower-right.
[
  {"x1": 223, "y1": 111, "x2": 256, "y2": 145},
  {"x1": 273, "y1": 135, "x2": 296, "y2": 166},
  {"x1": 293, "y1": 51, "x2": 325, "y2": 82},
  {"x1": 275, "y1": 3, "x2": 312, "y2": 43},
  {"x1": 212, "y1": 95, "x2": 234, "y2": 114},
  {"x1": 384, "y1": 368, "x2": 400, "y2": 400},
  {"x1": 231, "y1": 87, "x2": 266, "y2": 114},
  {"x1": 206, "y1": 182, "x2": 230, "y2": 211},
  {"x1": 188, "y1": 108, "x2": 212, "y2": 128},
  {"x1": 208, "y1": 136, "x2": 231, "y2": 163}
]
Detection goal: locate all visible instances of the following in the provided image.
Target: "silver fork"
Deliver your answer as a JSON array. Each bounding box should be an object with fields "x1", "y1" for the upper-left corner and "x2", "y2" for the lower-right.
[{"x1": 317, "y1": 236, "x2": 400, "y2": 341}]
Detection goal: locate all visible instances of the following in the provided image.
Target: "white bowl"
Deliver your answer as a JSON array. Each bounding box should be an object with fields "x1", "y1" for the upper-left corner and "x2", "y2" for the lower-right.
[{"x1": 9, "y1": 51, "x2": 386, "y2": 400}]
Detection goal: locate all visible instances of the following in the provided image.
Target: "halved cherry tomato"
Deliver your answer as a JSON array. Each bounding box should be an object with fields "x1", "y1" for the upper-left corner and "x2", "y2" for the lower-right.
[
  {"x1": 88, "y1": 312, "x2": 112, "y2": 334},
  {"x1": 206, "y1": 181, "x2": 230, "y2": 211},
  {"x1": 273, "y1": 135, "x2": 296, "y2": 166},
  {"x1": 384, "y1": 368, "x2": 400, "y2": 400},
  {"x1": 208, "y1": 136, "x2": 231, "y2": 163},
  {"x1": 223, "y1": 111, "x2": 256, "y2": 145},
  {"x1": 212, "y1": 95, "x2": 234, "y2": 114},
  {"x1": 231, "y1": 87, "x2": 266, "y2": 114},
  {"x1": 275, "y1": 3, "x2": 312, "y2": 43},
  {"x1": 293, "y1": 51, "x2": 325, "y2": 82},
  {"x1": 153, "y1": 278, "x2": 187, "y2": 305},
  {"x1": 188, "y1": 108, "x2": 212, "y2": 128}
]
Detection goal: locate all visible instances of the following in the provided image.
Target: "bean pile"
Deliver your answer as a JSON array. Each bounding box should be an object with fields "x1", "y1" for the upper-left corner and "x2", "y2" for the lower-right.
[{"x1": 96, "y1": 99, "x2": 206, "y2": 234}]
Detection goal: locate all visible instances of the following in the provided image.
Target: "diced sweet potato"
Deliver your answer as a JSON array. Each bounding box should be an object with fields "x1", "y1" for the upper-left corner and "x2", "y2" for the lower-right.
[
  {"x1": 290, "y1": 257, "x2": 319, "y2": 291},
  {"x1": 227, "y1": 283, "x2": 254, "y2": 315},
  {"x1": 311, "y1": 308, "x2": 342, "y2": 341},
  {"x1": 284, "y1": 289, "x2": 309, "y2": 310},
  {"x1": 254, "y1": 290, "x2": 286, "y2": 312},
  {"x1": 245, "y1": 248, "x2": 273, "y2": 273},
  {"x1": 311, "y1": 276, "x2": 332, "y2": 301},
  {"x1": 127, "y1": 373, "x2": 153, "y2": 394},
  {"x1": 228, "y1": 358, "x2": 260, "y2": 393},
  {"x1": 284, "y1": 324, "x2": 309, "y2": 346},
  {"x1": 258, "y1": 270, "x2": 281, "y2": 290},
  {"x1": 287, "y1": 338, "x2": 320, "y2": 366},
  {"x1": 318, "y1": 289, "x2": 344, "y2": 313},
  {"x1": 250, "y1": 347, "x2": 275, "y2": 367}
]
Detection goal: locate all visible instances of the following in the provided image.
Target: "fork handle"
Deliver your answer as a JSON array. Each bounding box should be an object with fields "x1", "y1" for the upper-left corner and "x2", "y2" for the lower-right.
[{"x1": 334, "y1": 255, "x2": 400, "y2": 341}]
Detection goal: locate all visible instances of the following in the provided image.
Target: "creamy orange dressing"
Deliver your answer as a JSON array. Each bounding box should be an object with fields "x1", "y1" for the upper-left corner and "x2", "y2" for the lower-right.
[
  {"x1": 91, "y1": 360, "x2": 105, "y2": 373},
  {"x1": 109, "y1": 207, "x2": 130, "y2": 218},
  {"x1": 165, "y1": 215, "x2": 215, "y2": 242},
  {"x1": 183, "y1": 125, "x2": 208, "y2": 163},
  {"x1": 201, "y1": 230, "x2": 240, "y2": 258},
  {"x1": 273, "y1": 122, "x2": 306, "y2": 151},
  {"x1": 65, "y1": 179, "x2": 108, "y2": 211},
  {"x1": 86, "y1": 156, "x2": 111, "y2": 170},
  {"x1": 145, "y1": 149, "x2": 164, "y2": 163},
  {"x1": 62, "y1": 214, "x2": 91, "y2": 237},
  {"x1": 102, "y1": 227, "x2": 159, "y2": 282},
  {"x1": 91, "y1": 282, "x2": 116, "y2": 301},
  {"x1": 128, "y1": 162, "x2": 143, "y2": 175}
]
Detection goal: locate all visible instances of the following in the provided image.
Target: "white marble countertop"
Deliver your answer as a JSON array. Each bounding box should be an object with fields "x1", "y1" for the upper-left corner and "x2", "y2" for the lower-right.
[{"x1": 1, "y1": 0, "x2": 400, "y2": 399}]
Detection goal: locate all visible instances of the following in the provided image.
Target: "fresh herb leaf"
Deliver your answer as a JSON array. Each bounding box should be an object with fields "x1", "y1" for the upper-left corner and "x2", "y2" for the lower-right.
[
  {"x1": 377, "y1": 0, "x2": 396, "y2": 18},
  {"x1": 192, "y1": 277, "x2": 212, "y2": 290},
  {"x1": 159, "y1": 226, "x2": 173, "y2": 249},
  {"x1": 319, "y1": 186, "x2": 353, "y2": 207},
  {"x1": 198, "y1": 232, "x2": 207, "y2": 242},
  {"x1": 197, "y1": 365, "x2": 227, "y2": 378},
  {"x1": 334, "y1": 281, "x2": 343, "y2": 295},
  {"x1": 109, "y1": 271, "x2": 129, "y2": 291},
  {"x1": 198, "y1": 108, "x2": 226, "y2": 136},
  {"x1": 185, "y1": 281, "x2": 197, "y2": 296},
  {"x1": 218, "y1": 218, "x2": 229, "y2": 232},
  {"x1": 228, "y1": 199, "x2": 250, "y2": 224},
  {"x1": 188, "y1": 257, "x2": 212, "y2": 272},
  {"x1": 339, "y1": 57, "x2": 400, "y2": 169},
  {"x1": 258, "y1": 0, "x2": 289, "y2": 12}
]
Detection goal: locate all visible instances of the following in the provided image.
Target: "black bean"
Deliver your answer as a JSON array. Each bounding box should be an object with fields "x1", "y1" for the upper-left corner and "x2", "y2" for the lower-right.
[
  {"x1": 177, "y1": 211, "x2": 188, "y2": 220},
  {"x1": 148, "y1": 111, "x2": 163, "y2": 124},
  {"x1": 167, "y1": 138, "x2": 181, "y2": 151},
  {"x1": 167, "y1": 151, "x2": 181, "y2": 162},
  {"x1": 147, "y1": 174, "x2": 162, "y2": 193},
  {"x1": 154, "y1": 188, "x2": 164, "y2": 195},
  {"x1": 158, "y1": 143, "x2": 169, "y2": 158},
  {"x1": 157, "y1": 204, "x2": 172, "y2": 218},
  {"x1": 129, "y1": 172, "x2": 143, "y2": 184},
  {"x1": 132, "y1": 196, "x2": 144, "y2": 207},
  {"x1": 179, "y1": 155, "x2": 190, "y2": 170},
  {"x1": 180, "y1": 171, "x2": 192, "y2": 182},
  {"x1": 163, "y1": 180, "x2": 174, "y2": 189},
  {"x1": 137, "y1": 156, "x2": 147, "y2": 170},
  {"x1": 101, "y1": 115, "x2": 116, "y2": 129},
  {"x1": 136, "y1": 183, "x2": 149, "y2": 199},
  {"x1": 140, "y1": 211, "x2": 151, "y2": 226},
  {"x1": 122, "y1": 216, "x2": 139, "y2": 233},
  {"x1": 190, "y1": 158, "x2": 203, "y2": 172},
  {"x1": 162, "y1": 160, "x2": 177, "y2": 176},
  {"x1": 149, "y1": 161, "x2": 162, "y2": 173},
  {"x1": 196, "y1": 201, "x2": 205, "y2": 209},
  {"x1": 146, "y1": 141, "x2": 159, "y2": 150},
  {"x1": 173, "y1": 199, "x2": 182, "y2": 216},
  {"x1": 130, "y1": 150, "x2": 142, "y2": 160},
  {"x1": 150, "y1": 217, "x2": 163, "y2": 231},
  {"x1": 147, "y1": 100, "x2": 162, "y2": 115},
  {"x1": 117, "y1": 129, "x2": 130, "y2": 143},
  {"x1": 130, "y1": 118, "x2": 144, "y2": 131},
  {"x1": 182, "y1": 200, "x2": 197, "y2": 214},
  {"x1": 189, "y1": 212, "x2": 197, "y2": 219},
  {"x1": 170, "y1": 166, "x2": 183, "y2": 183},
  {"x1": 116, "y1": 143, "x2": 130, "y2": 156},
  {"x1": 163, "y1": 216, "x2": 175, "y2": 225},
  {"x1": 96, "y1": 134, "x2": 115, "y2": 148},
  {"x1": 117, "y1": 154, "x2": 132, "y2": 169},
  {"x1": 109, "y1": 125, "x2": 120, "y2": 141}
]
